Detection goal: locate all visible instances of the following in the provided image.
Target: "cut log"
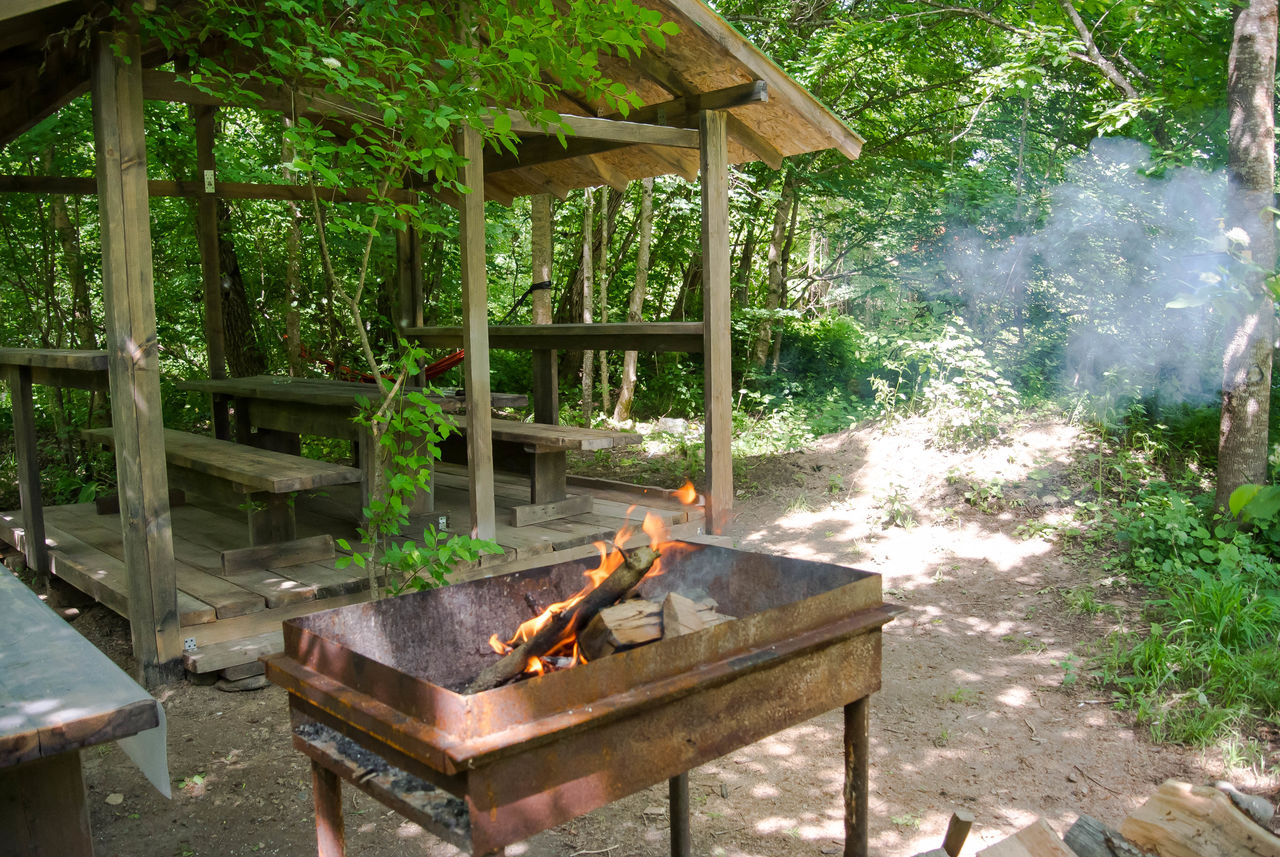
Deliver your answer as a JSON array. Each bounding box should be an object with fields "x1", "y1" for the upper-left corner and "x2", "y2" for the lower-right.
[
  {"x1": 662, "y1": 592, "x2": 706, "y2": 637},
  {"x1": 578, "y1": 596, "x2": 733, "y2": 659},
  {"x1": 1065, "y1": 814, "x2": 1158, "y2": 857},
  {"x1": 464, "y1": 545, "x2": 659, "y2": 693},
  {"x1": 1120, "y1": 780, "x2": 1280, "y2": 857},
  {"x1": 977, "y1": 819, "x2": 1076, "y2": 857},
  {"x1": 944, "y1": 809, "x2": 976, "y2": 857}
]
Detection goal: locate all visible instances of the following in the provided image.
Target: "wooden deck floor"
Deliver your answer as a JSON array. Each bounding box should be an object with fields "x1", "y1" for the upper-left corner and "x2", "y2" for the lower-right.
[{"x1": 0, "y1": 466, "x2": 704, "y2": 674}]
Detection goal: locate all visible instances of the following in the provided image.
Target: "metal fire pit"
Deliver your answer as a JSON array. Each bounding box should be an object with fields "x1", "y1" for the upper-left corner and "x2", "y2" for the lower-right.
[{"x1": 266, "y1": 541, "x2": 899, "y2": 857}]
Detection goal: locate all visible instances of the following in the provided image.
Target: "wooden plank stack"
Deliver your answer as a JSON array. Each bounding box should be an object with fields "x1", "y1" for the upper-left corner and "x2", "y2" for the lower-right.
[{"x1": 924, "y1": 780, "x2": 1280, "y2": 857}]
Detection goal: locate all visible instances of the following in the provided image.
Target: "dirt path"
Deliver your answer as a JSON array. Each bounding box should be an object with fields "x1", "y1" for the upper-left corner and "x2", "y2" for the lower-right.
[{"x1": 61, "y1": 417, "x2": 1274, "y2": 856}]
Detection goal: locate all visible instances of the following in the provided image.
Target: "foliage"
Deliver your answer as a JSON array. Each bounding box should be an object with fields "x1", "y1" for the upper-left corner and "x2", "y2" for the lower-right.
[
  {"x1": 1101, "y1": 476, "x2": 1280, "y2": 744},
  {"x1": 336, "y1": 344, "x2": 500, "y2": 593}
]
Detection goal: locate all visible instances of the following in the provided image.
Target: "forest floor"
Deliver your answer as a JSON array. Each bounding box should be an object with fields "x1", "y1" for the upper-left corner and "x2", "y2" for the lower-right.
[{"x1": 48, "y1": 415, "x2": 1280, "y2": 857}]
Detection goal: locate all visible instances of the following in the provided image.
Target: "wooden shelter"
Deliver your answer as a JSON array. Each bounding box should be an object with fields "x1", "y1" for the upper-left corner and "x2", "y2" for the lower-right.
[{"x1": 0, "y1": 0, "x2": 863, "y2": 685}]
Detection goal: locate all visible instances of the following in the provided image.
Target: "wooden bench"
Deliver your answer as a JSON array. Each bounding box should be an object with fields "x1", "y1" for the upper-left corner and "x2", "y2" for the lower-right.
[
  {"x1": 440, "y1": 419, "x2": 641, "y2": 526},
  {"x1": 84, "y1": 428, "x2": 361, "y2": 544},
  {"x1": 0, "y1": 568, "x2": 167, "y2": 856}
]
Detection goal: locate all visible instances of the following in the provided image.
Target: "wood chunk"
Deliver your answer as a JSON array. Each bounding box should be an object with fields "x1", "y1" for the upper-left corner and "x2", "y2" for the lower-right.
[
  {"x1": 977, "y1": 819, "x2": 1076, "y2": 857},
  {"x1": 662, "y1": 592, "x2": 706, "y2": 637},
  {"x1": 221, "y1": 534, "x2": 335, "y2": 575},
  {"x1": 580, "y1": 596, "x2": 734, "y2": 659},
  {"x1": 944, "y1": 809, "x2": 976, "y2": 857},
  {"x1": 580, "y1": 599, "x2": 662, "y2": 659},
  {"x1": 1120, "y1": 780, "x2": 1280, "y2": 857},
  {"x1": 1065, "y1": 814, "x2": 1157, "y2": 857}
]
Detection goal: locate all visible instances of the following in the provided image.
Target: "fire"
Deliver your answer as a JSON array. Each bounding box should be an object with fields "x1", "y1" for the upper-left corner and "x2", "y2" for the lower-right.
[{"x1": 484, "y1": 480, "x2": 705, "y2": 681}]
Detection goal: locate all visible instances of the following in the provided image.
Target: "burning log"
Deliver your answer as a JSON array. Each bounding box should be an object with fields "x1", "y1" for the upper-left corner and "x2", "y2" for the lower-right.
[{"x1": 466, "y1": 545, "x2": 660, "y2": 693}]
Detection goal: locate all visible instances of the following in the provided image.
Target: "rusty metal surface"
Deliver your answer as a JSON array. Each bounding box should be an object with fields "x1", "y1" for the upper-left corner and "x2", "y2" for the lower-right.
[{"x1": 266, "y1": 542, "x2": 899, "y2": 855}]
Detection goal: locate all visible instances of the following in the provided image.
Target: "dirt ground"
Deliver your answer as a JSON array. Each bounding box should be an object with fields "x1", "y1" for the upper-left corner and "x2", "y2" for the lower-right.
[{"x1": 44, "y1": 416, "x2": 1280, "y2": 857}]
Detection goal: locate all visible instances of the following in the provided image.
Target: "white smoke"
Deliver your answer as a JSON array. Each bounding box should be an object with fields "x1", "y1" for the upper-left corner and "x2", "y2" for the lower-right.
[{"x1": 936, "y1": 137, "x2": 1231, "y2": 409}]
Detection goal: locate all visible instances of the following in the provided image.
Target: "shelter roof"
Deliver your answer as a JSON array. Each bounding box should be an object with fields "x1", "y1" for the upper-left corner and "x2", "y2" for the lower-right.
[{"x1": 0, "y1": 0, "x2": 862, "y2": 198}]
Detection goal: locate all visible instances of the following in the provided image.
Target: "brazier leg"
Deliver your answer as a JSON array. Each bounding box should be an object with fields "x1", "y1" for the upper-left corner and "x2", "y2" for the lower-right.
[
  {"x1": 843, "y1": 697, "x2": 869, "y2": 857},
  {"x1": 312, "y1": 760, "x2": 345, "y2": 857},
  {"x1": 669, "y1": 772, "x2": 690, "y2": 857}
]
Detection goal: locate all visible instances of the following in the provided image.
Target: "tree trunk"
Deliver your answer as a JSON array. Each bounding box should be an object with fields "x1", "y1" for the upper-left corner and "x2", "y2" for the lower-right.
[
  {"x1": 597, "y1": 187, "x2": 617, "y2": 416},
  {"x1": 580, "y1": 188, "x2": 595, "y2": 424},
  {"x1": 283, "y1": 120, "x2": 304, "y2": 376},
  {"x1": 752, "y1": 174, "x2": 795, "y2": 368},
  {"x1": 50, "y1": 195, "x2": 94, "y2": 349},
  {"x1": 217, "y1": 200, "x2": 268, "y2": 377},
  {"x1": 733, "y1": 206, "x2": 759, "y2": 309},
  {"x1": 1217, "y1": 0, "x2": 1278, "y2": 511},
  {"x1": 531, "y1": 194, "x2": 558, "y2": 424},
  {"x1": 614, "y1": 177, "x2": 654, "y2": 422}
]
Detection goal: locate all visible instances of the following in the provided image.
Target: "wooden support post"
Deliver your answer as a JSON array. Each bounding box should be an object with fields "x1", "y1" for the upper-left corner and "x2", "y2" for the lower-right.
[
  {"x1": 247, "y1": 493, "x2": 296, "y2": 545},
  {"x1": 5, "y1": 366, "x2": 48, "y2": 575},
  {"x1": 193, "y1": 104, "x2": 229, "y2": 439},
  {"x1": 458, "y1": 126, "x2": 497, "y2": 540},
  {"x1": 396, "y1": 210, "x2": 425, "y2": 332},
  {"x1": 530, "y1": 193, "x2": 558, "y2": 424},
  {"x1": 843, "y1": 697, "x2": 870, "y2": 857},
  {"x1": 700, "y1": 110, "x2": 733, "y2": 535},
  {"x1": 311, "y1": 761, "x2": 346, "y2": 857},
  {"x1": 0, "y1": 752, "x2": 94, "y2": 857},
  {"x1": 92, "y1": 31, "x2": 183, "y2": 687}
]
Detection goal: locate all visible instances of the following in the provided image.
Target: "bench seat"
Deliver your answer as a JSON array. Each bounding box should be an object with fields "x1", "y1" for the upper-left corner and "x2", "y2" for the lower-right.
[
  {"x1": 441, "y1": 419, "x2": 641, "y2": 526},
  {"x1": 83, "y1": 428, "x2": 360, "y2": 544}
]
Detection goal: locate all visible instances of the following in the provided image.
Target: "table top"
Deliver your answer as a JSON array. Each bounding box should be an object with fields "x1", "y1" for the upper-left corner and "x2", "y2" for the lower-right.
[
  {"x1": 177, "y1": 375, "x2": 528, "y2": 411},
  {"x1": 0, "y1": 348, "x2": 108, "y2": 372},
  {"x1": 0, "y1": 569, "x2": 160, "y2": 768}
]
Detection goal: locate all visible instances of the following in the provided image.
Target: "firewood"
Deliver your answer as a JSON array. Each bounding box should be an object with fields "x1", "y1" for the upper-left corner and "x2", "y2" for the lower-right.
[
  {"x1": 1064, "y1": 815, "x2": 1157, "y2": 857},
  {"x1": 662, "y1": 592, "x2": 706, "y2": 637},
  {"x1": 579, "y1": 599, "x2": 662, "y2": 660},
  {"x1": 1120, "y1": 780, "x2": 1280, "y2": 857},
  {"x1": 465, "y1": 546, "x2": 660, "y2": 693},
  {"x1": 579, "y1": 596, "x2": 734, "y2": 659},
  {"x1": 977, "y1": 819, "x2": 1076, "y2": 857}
]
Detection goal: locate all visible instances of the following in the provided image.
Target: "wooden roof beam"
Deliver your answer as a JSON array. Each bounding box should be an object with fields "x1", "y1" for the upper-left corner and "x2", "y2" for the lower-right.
[
  {"x1": 0, "y1": 174, "x2": 457, "y2": 205},
  {"x1": 486, "y1": 110, "x2": 699, "y2": 148},
  {"x1": 629, "y1": 54, "x2": 783, "y2": 169}
]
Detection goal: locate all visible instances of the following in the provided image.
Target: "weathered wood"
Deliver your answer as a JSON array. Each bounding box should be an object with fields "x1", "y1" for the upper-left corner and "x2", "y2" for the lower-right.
[
  {"x1": 0, "y1": 348, "x2": 108, "y2": 372},
  {"x1": 407, "y1": 321, "x2": 705, "y2": 353},
  {"x1": 466, "y1": 545, "x2": 660, "y2": 693},
  {"x1": 193, "y1": 103, "x2": 229, "y2": 439},
  {"x1": 530, "y1": 193, "x2": 558, "y2": 425},
  {"x1": 977, "y1": 819, "x2": 1076, "y2": 857},
  {"x1": 221, "y1": 534, "x2": 336, "y2": 575},
  {"x1": 5, "y1": 366, "x2": 47, "y2": 574},
  {"x1": 84, "y1": 427, "x2": 362, "y2": 494},
  {"x1": 944, "y1": 810, "x2": 976, "y2": 857},
  {"x1": 606, "y1": 80, "x2": 769, "y2": 130},
  {"x1": 95, "y1": 488, "x2": 186, "y2": 516},
  {"x1": 510, "y1": 493, "x2": 593, "y2": 527},
  {"x1": 670, "y1": 771, "x2": 691, "y2": 857},
  {"x1": 0, "y1": 752, "x2": 93, "y2": 857},
  {"x1": 0, "y1": 567, "x2": 161, "y2": 768},
  {"x1": 1120, "y1": 780, "x2": 1280, "y2": 857},
  {"x1": 700, "y1": 109, "x2": 733, "y2": 536},
  {"x1": 92, "y1": 30, "x2": 183, "y2": 687},
  {"x1": 184, "y1": 630, "x2": 284, "y2": 674},
  {"x1": 459, "y1": 124, "x2": 497, "y2": 541},
  {"x1": 531, "y1": 449, "x2": 567, "y2": 504},
  {"x1": 1065, "y1": 814, "x2": 1157, "y2": 857},
  {"x1": 579, "y1": 596, "x2": 730, "y2": 659},
  {"x1": 0, "y1": 173, "x2": 424, "y2": 204},
  {"x1": 488, "y1": 109, "x2": 700, "y2": 147},
  {"x1": 249, "y1": 493, "x2": 297, "y2": 545}
]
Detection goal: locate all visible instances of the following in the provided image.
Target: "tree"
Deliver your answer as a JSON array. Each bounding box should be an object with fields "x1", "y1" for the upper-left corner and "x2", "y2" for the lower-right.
[{"x1": 1216, "y1": 0, "x2": 1278, "y2": 510}]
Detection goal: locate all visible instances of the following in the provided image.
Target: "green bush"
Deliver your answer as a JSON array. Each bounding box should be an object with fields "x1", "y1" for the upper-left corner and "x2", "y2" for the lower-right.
[{"x1": 1102, "y1": 479, "x2": 1280, "y2": 744}]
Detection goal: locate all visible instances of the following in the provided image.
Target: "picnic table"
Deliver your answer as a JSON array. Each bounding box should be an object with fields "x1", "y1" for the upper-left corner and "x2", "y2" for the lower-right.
[
  {"x1": 0, "y1": 568, "x2": 169, "y2": 855},
  {"x1": 0, "y1": 348, "x2": 110, "y2": 574},
  {"x1": 177, "y1": 376, "x2": 639, "y2": 526}
]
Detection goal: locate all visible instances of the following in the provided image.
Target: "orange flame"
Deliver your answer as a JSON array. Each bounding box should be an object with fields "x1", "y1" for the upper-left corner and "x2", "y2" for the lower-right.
[{"x1": 484, "y1": 483, "x2": 705, "y2": 681}]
